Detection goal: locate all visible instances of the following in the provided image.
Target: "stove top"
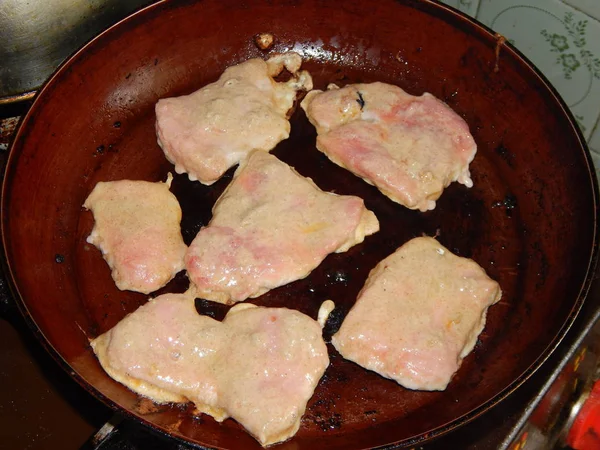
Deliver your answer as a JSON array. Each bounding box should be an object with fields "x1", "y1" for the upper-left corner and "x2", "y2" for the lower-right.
[{"x1": 1, "y1": 110, "x2": 599, "y2": 450}]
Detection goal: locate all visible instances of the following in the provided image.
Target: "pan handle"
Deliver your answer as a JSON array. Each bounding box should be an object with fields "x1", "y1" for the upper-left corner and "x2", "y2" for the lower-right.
[
  {"x1": 81, "y1": 414, "x2": 123, "y2": 450},
  {"x1": 81, "y1": 414, "x2": 202, "y2": 450}
]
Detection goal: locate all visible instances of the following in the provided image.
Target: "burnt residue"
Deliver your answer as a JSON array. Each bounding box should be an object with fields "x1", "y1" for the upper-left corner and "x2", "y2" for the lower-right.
[
  {"x1": 503, "y1": 195, "x2": 517, "y2": 210},
  {"x1": 152, "y1": 271, "x2": 190, "y2": 297},
  {"x1": 195, "y1": 298, "x2": 228, "y2": 321},
  {"x1": 356, "y1": 91, "x2": 365, "y2": 110},
  {"x1": 526, "y1": 186, "x2": 546, "y2": 217},
  {"x1": 442, "y1": 86, "x2": 459, "y2": 103},
  {"x1": 305, "y1": 394, "x2": 344, "y2": 431},
  {"x1": 323, "y1": 307, "x2": 345, "y2": 342},
  {"x1": 333, "y1": 366, "x2": 350, "y2": 384},
  {"x1": 492, "y1": 194, "x2": 517, "y2": 217},
  {"x1": 54, "y1": 253, "x2": 65, "y2": 264},
  {"x1": 312, "y1": 397, "x2": 334, "y2": 409},
  {"x1": 330, "y1": 67, "x2": 350, "y2": 85},
  {"x1": 95, "y1": 145, "x2": 105, "y2": 155},
  {"x1": 324, "y1": 268, "x2": 350, "y2": 286},
  {"x1": 423, "y1": 184, "x2": 487, "y2": 258},
  {"x1": 531, "y1": 241, "x2": 549, "y2": 289},
  {"x1": 113, "y1": 121, "x2": 121, "y2": 129},
  {"x1": 312, "y1": 412, "x2": 343, "y2": 431},
  {"x1": 171, "y1": 170, "x2": 233, "y2": 245},
  {"x1": 495, "y1": 142, "x2": 515, "y2": 167}
]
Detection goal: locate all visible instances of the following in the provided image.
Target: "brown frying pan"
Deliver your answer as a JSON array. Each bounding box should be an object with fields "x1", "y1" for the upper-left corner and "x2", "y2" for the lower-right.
[{"x1": 2, "y1": 0, "x2": 598, "y2": 448}]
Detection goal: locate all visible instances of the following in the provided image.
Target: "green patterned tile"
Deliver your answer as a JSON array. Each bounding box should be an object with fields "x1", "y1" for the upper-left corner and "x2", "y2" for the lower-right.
[
  {"x1": 562, "y1": 0, "x2": 600, "y2": 22},
  {"x1": 590, "y1": 119, "x2": 600, "y2": 180},
  {"x1": 477, "y1": 0, "x2": 600, "y2": 140},
  {"x1": 438, "y1": 0, "x2": 480, "y2": 17}
]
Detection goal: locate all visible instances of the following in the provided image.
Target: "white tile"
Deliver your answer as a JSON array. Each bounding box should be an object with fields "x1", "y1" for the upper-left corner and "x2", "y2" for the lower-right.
[
  {"x1": 439, "y1": 0, "x2": 480, "y2": 17},
  {"x1": 562, "y1": 0, "x2": 600, "y2": 22},
  {"x1": 587, "y1": 116, "x2": 600, "y2": 180},
  {"x1": 590, "y1": 116, "x2": 600, "y2": 149},
  {"x1": 589, "y1": 149, "x2": 600, "y2": 182},
  {"x1": 477, "y1": 0, "x2": 600, "y2": 140}
]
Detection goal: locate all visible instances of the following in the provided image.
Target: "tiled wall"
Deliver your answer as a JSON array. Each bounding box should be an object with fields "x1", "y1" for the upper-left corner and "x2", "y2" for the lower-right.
[{"x1": 441, "y1": 0, "x2": 600, "y2": 176}]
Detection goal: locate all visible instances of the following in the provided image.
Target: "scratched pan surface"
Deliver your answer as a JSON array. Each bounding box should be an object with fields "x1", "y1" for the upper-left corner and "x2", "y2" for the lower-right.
[{"x1": 2, "y1": 0, "x2": 598, "y2": 448}]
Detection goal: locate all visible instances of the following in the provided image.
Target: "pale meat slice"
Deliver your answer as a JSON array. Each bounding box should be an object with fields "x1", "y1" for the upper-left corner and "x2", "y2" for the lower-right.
[
  {"x1": 91, "y1": 293, "x2": 223, "y2": 415},
  {"x1": 216, "y1": 303, "x2": 330, "y2": 445},
  {"x1": 155, "y1": 52, "x2": 313, "y2": 185},
  {"x1": 332, "y1": 236, "x2": 501, "y2": 391},
  {"x1": 185, "y1": 151, "x2": 380, "y2": 304},
  {"x1": 84, "y1": 175, "x2": 187, "y2": 294},
  {"x1": 301, "y1": 82, "x2": 477, "y2": 211},
  {"x1": 92, "y1": 294, "x2": 331, "y2": 447}
]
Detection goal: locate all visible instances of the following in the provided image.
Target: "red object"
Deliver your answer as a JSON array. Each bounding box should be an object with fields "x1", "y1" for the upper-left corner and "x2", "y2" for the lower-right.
[{"x1": 568, "y1": 380, "x2": 600, "y2": 449}]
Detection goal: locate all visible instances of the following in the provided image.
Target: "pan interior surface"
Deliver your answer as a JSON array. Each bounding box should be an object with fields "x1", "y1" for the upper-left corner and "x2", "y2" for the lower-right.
[{"x1": 2, "y1": 0, "x2": 597, "y2": 448}]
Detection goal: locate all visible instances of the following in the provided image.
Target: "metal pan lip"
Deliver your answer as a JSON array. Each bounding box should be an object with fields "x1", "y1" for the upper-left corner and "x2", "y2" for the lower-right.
[
  {"x1": 1, "y1": 0, "x2": 599, "y2": 448},
  {"x1": 0, "y1": 90, "x2": 36, "y2": 106}
]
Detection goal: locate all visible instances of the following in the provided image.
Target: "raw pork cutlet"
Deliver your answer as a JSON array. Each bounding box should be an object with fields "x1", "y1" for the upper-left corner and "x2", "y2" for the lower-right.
[
  {"x1": 301, "y1": 82, "x2": 477, "y2": 212},
  {"x1": 332, "y1": 236, "x2": 501, "y2": 391},
  {"x1": 84, "y1": 175, "x2": 187, "y2": 294},
  {"x1": 92, "y1": 293, "x2": 331, "y2": 447},
  {"x1": 155, "y1": 52, "x2": 313, "y2": 185},
  {"x1": 185, "y1": 150, "x2": 380, "y2": 304}
]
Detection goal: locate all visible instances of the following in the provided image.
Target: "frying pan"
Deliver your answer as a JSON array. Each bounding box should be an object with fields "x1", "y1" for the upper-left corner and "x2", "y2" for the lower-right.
[{"x1": 2, "y1": 0, "x2": 598, "y2": 448}]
